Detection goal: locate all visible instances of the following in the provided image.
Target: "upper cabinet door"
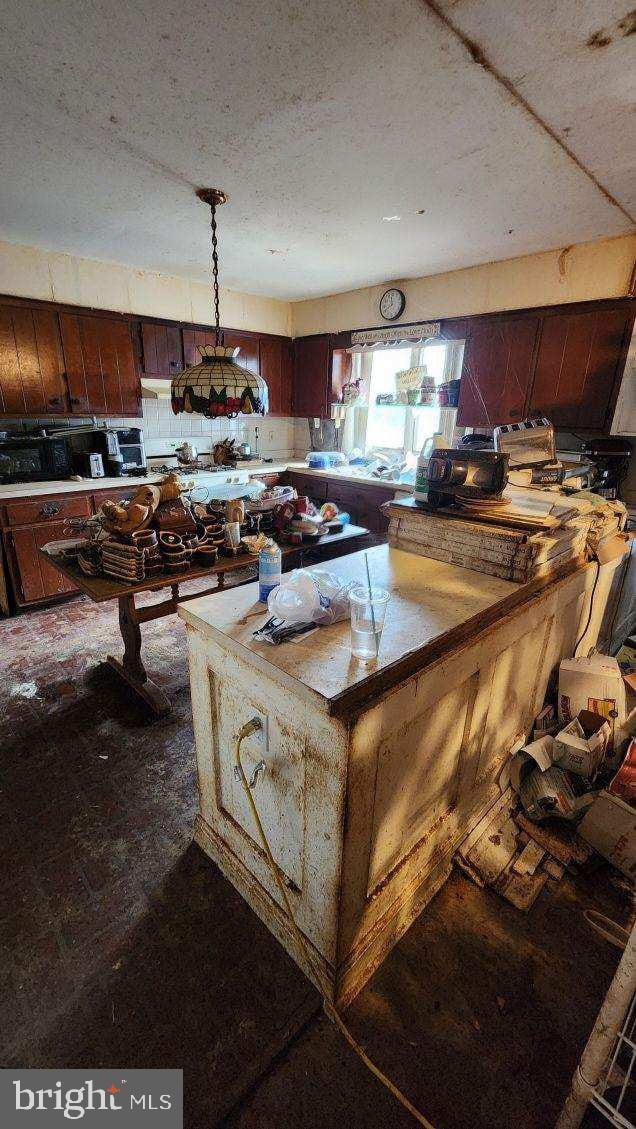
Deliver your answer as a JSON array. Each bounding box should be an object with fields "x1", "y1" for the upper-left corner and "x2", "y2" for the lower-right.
[
  {"x1": 140, "y1": 322, "x2": 184, "y2": 378},
  {"x1": 182, "y1": 327, "x2": 217, "y2": 367},
  {"x1": 457, "y1": 316, "x2": 539, "y2": 427},
  {"x1": 59, "y1": 314, "x2": 140, "y2": 417},
  {"x1": 222, "y1": 330, "x2": 260, "y2": 375},
  {"x1": 293, "y1": 335, "x2": 330, "y2": 417},
  {"x1": 0, "y1": 303, "x2": 67, "y2": 415},
  {"x1": 529, "y1": 306, "x2": 633, "y2": 430},
  {"x1": 259, "y1": 336, "x2": 293, "y2": 415}
]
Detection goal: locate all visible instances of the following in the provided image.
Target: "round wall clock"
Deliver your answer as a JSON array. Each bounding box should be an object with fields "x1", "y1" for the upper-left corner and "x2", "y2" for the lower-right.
[{"x1": 379, "y1": 287, "x2": 406, "y2": 321}]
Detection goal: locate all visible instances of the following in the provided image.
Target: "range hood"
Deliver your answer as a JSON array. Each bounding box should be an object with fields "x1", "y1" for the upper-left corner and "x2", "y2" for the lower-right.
[{"x1": 140, "y1": 377, "x2": 172, "y2": 399}]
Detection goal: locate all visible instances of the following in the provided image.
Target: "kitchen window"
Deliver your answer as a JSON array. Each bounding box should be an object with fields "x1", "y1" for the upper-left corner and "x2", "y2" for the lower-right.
[{"x1": 345, "y1": 340, "x2": 464, "y2": 459}]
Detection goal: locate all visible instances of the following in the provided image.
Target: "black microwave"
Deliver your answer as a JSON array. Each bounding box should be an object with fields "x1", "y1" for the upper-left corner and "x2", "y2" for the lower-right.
[{"x1": 0, "y1": 436, "x2": 71, "y2": 484}]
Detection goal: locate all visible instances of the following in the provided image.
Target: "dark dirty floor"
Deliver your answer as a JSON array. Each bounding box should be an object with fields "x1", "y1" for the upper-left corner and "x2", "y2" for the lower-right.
[{"x1": 1, "y1": 587, "x2": 632, "y2": 1129}]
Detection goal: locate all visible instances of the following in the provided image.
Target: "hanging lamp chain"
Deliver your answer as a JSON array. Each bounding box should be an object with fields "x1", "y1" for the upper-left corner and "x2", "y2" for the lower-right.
[
  {"x1": 209, "y1": 201, "x2": 221, "y2": 346},
  {"x1": 195, "y1": 187, "x2": 229, "y2": 349}
]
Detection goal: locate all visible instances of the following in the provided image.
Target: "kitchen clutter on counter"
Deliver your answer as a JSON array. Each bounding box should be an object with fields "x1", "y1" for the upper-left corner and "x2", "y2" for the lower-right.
[
  {"x1": 252, "y1": 554, "x2": 390, "y2": 661},
  {"x1": 41, "y1": 472, "x2": 353, "y2": 585}
]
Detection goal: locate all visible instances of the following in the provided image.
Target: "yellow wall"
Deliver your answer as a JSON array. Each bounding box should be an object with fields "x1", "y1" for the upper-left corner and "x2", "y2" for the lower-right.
[
  {"x1": 292, "y1": 235, "x2": 636, "y2": 337},
  {"x1": 0, "y1": 239, "x2": 293, "y2": 337},
  {"x1": 1, "y1": 233, "x2": 634, "y2": 343}
]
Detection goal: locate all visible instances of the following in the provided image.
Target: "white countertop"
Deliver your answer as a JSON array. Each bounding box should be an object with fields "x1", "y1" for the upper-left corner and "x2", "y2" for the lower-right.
[
  {"x1": 0, "y1": 460, "x2": 412, "y2": 500},
  {"x1": 178, "y1": 544, "x2": 523, "y2": 715},
  {"x1": 0, "y1": 461, "x2": 298, "y2": 500}
]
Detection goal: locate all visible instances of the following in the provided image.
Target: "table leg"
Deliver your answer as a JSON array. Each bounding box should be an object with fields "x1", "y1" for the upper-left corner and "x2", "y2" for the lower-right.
[{"x1": 106, "y1": 593, "x2": 172, "y2": 718}]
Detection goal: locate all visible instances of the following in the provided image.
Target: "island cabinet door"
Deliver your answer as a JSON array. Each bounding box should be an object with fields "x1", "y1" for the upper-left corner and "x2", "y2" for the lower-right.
[
  {"x1": 337, "y1": 566, "x2": 591, "y2": 1001},
  {"x1": 0, "y1": 303, "x2": 67, "y2": 415},
  {"x1": 456, "y1": 315, "x2": 539, "y2": 427},
  {"x1": 187, "y1": 631, "x2": 347, "y2": 967}
]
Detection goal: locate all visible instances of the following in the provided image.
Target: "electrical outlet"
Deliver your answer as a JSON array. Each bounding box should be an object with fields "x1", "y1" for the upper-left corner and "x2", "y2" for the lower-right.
[{"x1": 250, "y1": 712, "x2": 269, "y2": 751}]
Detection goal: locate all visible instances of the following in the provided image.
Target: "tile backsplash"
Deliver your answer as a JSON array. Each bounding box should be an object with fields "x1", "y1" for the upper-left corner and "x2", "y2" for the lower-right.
[
  {"x1": 139, "y1": 398, "x2": 297, "y2": 460},
  {"x1": 0, "y1": 401, "x2": 307, "y2": 462}
]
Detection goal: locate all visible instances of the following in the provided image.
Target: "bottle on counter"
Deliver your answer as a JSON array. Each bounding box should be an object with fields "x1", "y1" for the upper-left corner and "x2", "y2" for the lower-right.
[
  {"x1": 414, "y1": 431, "x2": 446, "y2": 502},
  {"x1": 258, "y1": 540, "x2": 282, "y2": 603}
]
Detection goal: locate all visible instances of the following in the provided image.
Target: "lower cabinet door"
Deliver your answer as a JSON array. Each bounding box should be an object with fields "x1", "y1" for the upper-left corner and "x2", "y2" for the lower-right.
[{"x1": 9, "y1": 523, "x2": 83, "y2": 604}]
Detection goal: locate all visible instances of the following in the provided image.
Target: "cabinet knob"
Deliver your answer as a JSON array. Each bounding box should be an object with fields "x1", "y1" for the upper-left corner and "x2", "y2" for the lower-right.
[{"x1": 40, "y1": 502, "x2": 61, "y2": 518}]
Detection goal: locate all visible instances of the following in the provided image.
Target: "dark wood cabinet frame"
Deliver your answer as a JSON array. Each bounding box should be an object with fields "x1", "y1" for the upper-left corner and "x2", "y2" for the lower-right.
[{"x1": 294, "y1": 296, "x2": 635, "y2": 431}]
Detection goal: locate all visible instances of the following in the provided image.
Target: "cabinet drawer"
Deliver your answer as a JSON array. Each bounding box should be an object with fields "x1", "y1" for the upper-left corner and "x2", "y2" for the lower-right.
[
  {"x1": 93, "y1": 485, "x2": 142, "y2": 508},
  {"x1": 5, "y1": 493, "x2": 91, "y2": 527}
]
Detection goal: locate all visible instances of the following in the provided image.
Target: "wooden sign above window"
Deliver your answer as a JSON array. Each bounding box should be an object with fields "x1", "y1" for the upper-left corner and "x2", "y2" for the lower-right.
[{"x1": 350, "y1": 322, "x2": 441, "y2": 347}]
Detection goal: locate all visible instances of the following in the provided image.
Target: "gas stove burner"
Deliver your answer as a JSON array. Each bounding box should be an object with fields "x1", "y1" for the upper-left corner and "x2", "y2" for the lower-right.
[{"x1": 150, "y1": 462, "x2": 241, "y2": 475}]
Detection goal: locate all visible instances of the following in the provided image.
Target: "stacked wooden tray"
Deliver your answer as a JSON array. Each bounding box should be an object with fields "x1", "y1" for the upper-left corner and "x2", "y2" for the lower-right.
[{"x1": 384, "y1": 493, "x2": 593, "y2": 583}]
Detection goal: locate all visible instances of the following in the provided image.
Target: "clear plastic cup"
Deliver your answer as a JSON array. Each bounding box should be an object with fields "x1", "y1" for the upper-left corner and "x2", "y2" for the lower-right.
[{"x1": 349, "y1": 585, "x2": 390, "y2": 661}]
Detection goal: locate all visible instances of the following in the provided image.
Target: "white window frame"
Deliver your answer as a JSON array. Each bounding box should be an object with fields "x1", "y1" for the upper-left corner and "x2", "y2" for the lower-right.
[{"x1": 349, "y1": 341, "x2": 461, "y2": 459}]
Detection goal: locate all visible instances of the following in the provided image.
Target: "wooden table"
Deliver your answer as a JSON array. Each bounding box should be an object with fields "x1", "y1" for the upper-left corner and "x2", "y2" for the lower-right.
[{"x1": 40, "y1": 525, "x2": 369, "y2": 717}]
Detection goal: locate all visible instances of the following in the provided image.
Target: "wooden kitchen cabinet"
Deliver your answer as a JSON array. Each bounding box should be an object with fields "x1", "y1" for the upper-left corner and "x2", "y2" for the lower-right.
[
  {"x1": 222, "y1": 331, "x2": 260, "y2": 375},
  {"x1": 285, "y1": 471, "x2": 391, "y2": 536},
  {"x1": 0, "y1": 302, "x2": 67, "y2": 416},
  {"x1": 528, "y1": 305, "x2": 634, "y2": 429},
  {"x1": 293, "y1": 334, "x2": 353, "y2": 418},
  {"x1": 140, "y1": 321, "x2": 183, "y2": 378},
  {"x1": 6, "y1": 521, "x2": 85, "y2": 604},
  {"x1": 59, "y1": 312, "x2": 141, "y2": 417},
  {"x1": 259, "y1": 335, "x2": 293, "y2": 416},
  {"x1": 457, "y1": 315, "x2": 540, "y2": 428},
  {"x1": 0, "y1": 484, "x2": 157, "y2": 610},
  {"x1": 293, "y1": 336, "x2": 331, "y2": 417},
  {"x1": 286, "y1": 471, "x2": 328, "y2": 504}
]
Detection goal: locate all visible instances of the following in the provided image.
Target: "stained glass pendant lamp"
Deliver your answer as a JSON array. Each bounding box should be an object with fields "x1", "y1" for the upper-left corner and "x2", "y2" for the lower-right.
[{"x1": 171, "y1": 188, "x2": 269, "y2": 418}]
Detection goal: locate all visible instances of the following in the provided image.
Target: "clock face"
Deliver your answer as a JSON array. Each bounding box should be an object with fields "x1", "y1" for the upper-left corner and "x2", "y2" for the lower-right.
[{"x1": 379, "y1": 287, "x2": 405, "y2": 321}]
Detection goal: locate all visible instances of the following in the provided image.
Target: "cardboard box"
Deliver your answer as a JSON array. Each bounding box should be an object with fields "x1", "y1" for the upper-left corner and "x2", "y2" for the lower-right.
[
  {"x1": 553, "y1": 710, "x2": 611, "y2": 778},
  {"x1": 578, "y1": 790, "x2": 636, "y2": 880},
  {"x1": 508, "y1": 735, "x2": 595, "y2": 823},
  {"x1": 559, "y1": 654, "x2": 627, "y2": 752}
]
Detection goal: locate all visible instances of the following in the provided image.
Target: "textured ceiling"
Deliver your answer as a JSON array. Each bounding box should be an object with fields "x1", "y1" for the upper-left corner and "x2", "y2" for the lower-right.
[{"x1": 0, "y1": 0, "x2": 634, "y2": 300}]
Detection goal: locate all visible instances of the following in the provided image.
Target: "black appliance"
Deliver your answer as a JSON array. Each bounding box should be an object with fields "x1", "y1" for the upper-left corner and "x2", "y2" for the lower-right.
[
  {"x1": 0, "y1": 435, "x2": 71, "y2": 484},
  {"x1": 555, "y1": 431, "x2": 632, "y2": 500},
  {"x1": 424, "y1": 449, "x2": 509, "y2": 508},
  {"x1": 66, "y1": 427, "x2": 147, "y2": 476}
]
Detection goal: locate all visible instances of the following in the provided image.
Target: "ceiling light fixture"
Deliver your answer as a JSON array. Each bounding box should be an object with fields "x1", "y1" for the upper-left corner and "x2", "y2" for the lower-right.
[
  {"x1": 171, "y1": 188, "x2": 268, "y2": 419},
  {"x1": 382, "y1": 214, "x2": 401, "y2": 222}
]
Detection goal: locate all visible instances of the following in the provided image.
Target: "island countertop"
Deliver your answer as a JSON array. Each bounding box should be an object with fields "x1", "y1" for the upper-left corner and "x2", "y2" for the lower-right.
[{"x1": 177, "y1": 543, "x2": 553, "y2": 717}]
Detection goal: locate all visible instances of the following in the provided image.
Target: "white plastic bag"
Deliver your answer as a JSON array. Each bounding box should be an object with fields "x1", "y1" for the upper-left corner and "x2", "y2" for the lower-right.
[{"x1": 267, "y1": 569, "x2": 353, "y2": 626}]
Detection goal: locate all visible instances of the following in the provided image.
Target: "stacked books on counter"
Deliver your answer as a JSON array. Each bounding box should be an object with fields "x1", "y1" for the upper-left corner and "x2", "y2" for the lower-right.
[{"x1": 384, "y1": 488, "x2": 628, "y2": 583}]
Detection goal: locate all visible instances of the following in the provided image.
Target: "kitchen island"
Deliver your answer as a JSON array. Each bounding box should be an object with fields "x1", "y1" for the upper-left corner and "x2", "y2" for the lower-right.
[{"x1": 179, "y1": 545, "x2": 616, "y2": 1005}]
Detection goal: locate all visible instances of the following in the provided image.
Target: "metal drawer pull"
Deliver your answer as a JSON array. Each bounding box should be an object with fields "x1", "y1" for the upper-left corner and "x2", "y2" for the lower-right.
[{"x1": 40, "y1": 502, "x2": 61, "y2": 517}]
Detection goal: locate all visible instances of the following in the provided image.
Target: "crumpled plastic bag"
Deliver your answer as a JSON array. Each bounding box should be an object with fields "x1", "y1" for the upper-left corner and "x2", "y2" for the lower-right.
[{"x1": 267, "y1": 568, "x2": 354, "y2": 626}]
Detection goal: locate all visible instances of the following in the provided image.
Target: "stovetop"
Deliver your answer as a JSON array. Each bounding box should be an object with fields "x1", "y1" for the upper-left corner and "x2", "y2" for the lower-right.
[{"x1": 150, "y1": 462, "x2": 243, "y2": 474}]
